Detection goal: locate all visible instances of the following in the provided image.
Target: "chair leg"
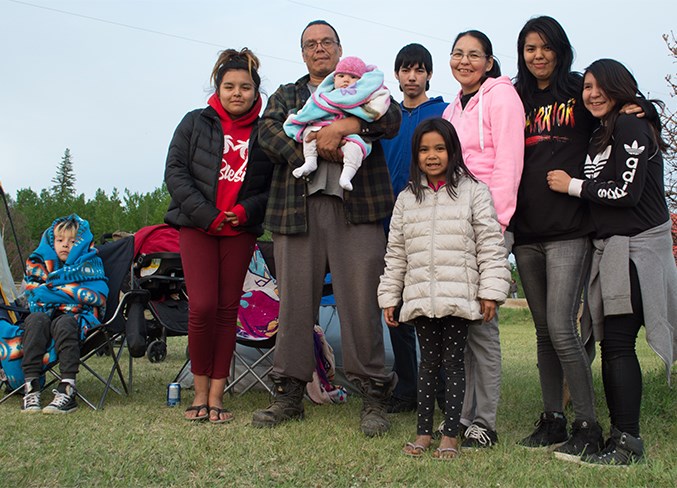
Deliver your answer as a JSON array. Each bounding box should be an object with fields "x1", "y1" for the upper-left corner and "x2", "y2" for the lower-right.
[
  {"x1": 0, "y1": 382, "x2": 26, "y2": 405},
  {"x1": 173, "y1": 357, "x2": 191, "y2": 384},
  {"x1": 223, "y1": 348, "x2": 275, "y2": 396},
  {"x1": 97, "y1": 334, "x2": 130, "y2": 409},
  {"x1": 46, "y1": 368, "x2": 97, "y2": 410}
]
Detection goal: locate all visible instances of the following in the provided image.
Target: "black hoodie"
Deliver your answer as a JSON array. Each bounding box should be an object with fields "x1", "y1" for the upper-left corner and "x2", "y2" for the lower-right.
[{"x1": 511, "y1": 87, "x2": 596, "y2": 245}]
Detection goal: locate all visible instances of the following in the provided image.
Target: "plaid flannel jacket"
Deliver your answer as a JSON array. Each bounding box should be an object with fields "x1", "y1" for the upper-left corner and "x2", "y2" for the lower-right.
[{"x1": 260, "y1": 74, "x2": 402, "y2": 235}]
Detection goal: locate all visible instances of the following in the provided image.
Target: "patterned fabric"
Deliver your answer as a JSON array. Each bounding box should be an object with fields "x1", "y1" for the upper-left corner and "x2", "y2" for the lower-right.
[
  {"x1": 283, "y1": 69, "x2": 390, "y2": 157},
  {"x1": 260, "y1": 74, "x2": 401, "y2": 235},
  {"x1": 0, "y1": 319, "x2": 56, "y2": 389},
  {"x1": 306, "y1": 325, "x2": 348, "y2": 404},
  {"x1": 25, "y1": 214, "x2": 108, "y2": 338},
  {"x1": 237, "y1": 245, "x2": 279, "y2": 340}
]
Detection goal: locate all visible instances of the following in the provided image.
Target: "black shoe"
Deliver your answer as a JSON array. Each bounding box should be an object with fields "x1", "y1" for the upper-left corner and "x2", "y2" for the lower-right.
[
  {"x1": 553, "y1": 419, "x2": 604, "y2": 462},
  {"x1": 386, "y1": 396, "x2": 416, "y2": 413},
  {"x1": 21, "y1": 379, "x2": 42, "y2": 413},
  {"x1": 461, "y1": 422, "x2": 498, "y2": 449},
  {"x1": 518, "y1": 412, "x2": 568, "y2": 449},
  {"x1": 42, "y1": 382, "x2": 77, "y2": 414},
  {"x1": 579, "y1": 426, "x2": 644, "y2": 467}
]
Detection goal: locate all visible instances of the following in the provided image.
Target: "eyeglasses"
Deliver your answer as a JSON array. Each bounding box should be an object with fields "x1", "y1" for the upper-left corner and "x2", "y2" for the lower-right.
[
  {"x1": 450, "y1": 51, "x2": 488, "y2": 62},
  {"x1": 302, "y1": 38, "x2": 339, "y2": 51}
]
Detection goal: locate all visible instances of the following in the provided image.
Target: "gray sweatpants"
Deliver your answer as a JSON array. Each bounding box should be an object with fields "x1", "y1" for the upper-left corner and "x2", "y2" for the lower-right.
[
  {"x1": 21, "y1": 312, "x2": 80, "y2": 380},
  {"x1": 460, "y1": 231, "x2": 512, "y2": 431},
  {"x1": 460, "y1": 316, "x2": 501, "y2": 430},
  {"x1": 271, "y1": 194, "x2": 395, "y2": 387}
]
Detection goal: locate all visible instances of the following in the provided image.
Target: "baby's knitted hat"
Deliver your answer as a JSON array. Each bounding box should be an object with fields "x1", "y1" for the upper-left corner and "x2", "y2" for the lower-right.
[{"x1": 335, "y1": 56, "x2": 374, "y2": 78}]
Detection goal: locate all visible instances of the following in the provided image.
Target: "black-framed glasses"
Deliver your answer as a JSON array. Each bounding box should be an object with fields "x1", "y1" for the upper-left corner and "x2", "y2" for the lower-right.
[
  {"x1": 302, "y1": 38, "x2": 339, "y2": 51},
  {"x1": 450, "y1": 51, "x2": 488, "y2": 62}
]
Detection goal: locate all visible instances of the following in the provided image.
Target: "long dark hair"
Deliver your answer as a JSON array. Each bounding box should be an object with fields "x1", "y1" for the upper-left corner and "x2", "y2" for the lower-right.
[
  {"x1": 407, "y1": 118, "x2": 476, "y2": 202},
  {"x1": 452, "y1": 30, "x2": 501, "y2": 80},
  {"x1": 585, "y1": 59, "x2": 667, "y2": 153},
  {"x1": 514, "y1": 16, "x2": 582, "y2": 107}
]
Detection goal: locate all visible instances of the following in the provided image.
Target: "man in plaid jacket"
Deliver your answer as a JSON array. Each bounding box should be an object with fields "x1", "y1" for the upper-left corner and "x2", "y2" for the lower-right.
[{"x1": 252, "y1": 20, "x2": 401, "y2": 437}]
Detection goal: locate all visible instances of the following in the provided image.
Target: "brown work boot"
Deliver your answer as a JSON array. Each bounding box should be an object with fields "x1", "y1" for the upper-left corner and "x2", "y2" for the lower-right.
[
  {"x1": 251, "y1": 375, "x2": 305, "y2": 428},
  {"x1": 356, "y1": 378, "x2": 393, "y2": 437}
]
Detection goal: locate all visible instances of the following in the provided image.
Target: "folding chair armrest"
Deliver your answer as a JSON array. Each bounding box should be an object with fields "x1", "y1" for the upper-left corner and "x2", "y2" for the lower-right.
[{"x1": 101, "y1": 289, "x2": 151, "y2": 326}]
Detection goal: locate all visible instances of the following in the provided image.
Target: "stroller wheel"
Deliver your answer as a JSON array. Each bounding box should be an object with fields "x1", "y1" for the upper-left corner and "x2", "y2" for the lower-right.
[{"x1": 146, "y1": 340, "x2": 167, "y2": 363}]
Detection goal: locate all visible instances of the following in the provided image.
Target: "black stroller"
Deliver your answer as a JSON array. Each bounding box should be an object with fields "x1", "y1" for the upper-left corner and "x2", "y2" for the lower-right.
[{"x1": 104, "y1": 224, "x2": 188, "y2": 363}]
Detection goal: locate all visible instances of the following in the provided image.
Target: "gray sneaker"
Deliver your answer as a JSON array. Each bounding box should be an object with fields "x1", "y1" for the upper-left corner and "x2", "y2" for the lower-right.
[{"x1": 43, "y1": 383, "x2": 78, "y2": 414}]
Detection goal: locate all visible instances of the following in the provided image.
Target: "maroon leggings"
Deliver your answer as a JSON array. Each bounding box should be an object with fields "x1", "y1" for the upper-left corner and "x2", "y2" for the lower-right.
[{"x1": 180, "y1": 227, "x2": 255, "y2": 379}]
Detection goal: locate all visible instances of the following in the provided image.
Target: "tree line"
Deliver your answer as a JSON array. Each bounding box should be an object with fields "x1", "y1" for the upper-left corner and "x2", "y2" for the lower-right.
[{"x1": 1, "y1": 148, "x2": 170, "y2": 279}]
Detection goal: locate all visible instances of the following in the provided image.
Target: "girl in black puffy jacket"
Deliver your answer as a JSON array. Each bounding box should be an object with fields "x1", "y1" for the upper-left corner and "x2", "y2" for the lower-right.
[{"x1": 164, "y1": 48, "x2": 273, "y2": 424}]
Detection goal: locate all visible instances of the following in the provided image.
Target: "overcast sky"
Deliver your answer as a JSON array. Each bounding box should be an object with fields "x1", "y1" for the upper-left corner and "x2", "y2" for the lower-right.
[{"x1": 2, "y1": 0, "x2": 676, "y2": 200}]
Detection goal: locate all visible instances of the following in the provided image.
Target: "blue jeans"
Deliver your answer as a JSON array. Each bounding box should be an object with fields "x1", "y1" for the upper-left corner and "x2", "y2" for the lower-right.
[{"x1": 513, "y1": 238, "x2": 596, "y2": 421}]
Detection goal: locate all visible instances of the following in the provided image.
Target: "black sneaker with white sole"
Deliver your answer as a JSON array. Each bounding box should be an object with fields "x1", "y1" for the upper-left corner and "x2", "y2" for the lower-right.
[
  {"x1": 42, "y1": 382, "x2": 78, "y2": 414},
  {"x1": 461, "y1": 422, "x2": 498, "y2": 449}
]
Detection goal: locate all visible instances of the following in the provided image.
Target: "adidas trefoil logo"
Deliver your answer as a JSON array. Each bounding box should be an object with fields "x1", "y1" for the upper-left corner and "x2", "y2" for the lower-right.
[
  {"x1": 584, "y1": 145, "x2": 612, "y2": 179},
  {"x1": 624, "y1": 140, "x2": 645, "y2": 156}
]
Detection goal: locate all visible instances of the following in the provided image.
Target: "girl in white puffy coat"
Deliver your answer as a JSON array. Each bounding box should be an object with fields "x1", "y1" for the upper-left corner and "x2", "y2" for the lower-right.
[{"x1": 378, "y1": 118, "x2": 510, "y2": 459}]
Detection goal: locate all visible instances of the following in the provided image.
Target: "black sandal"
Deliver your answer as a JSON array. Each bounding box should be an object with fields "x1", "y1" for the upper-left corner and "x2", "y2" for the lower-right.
[
  {"x1": 184, "y1": 404, "x2": 208, "y2": 421},
  {"x1": 208, "y1": 406, "x2": 234, "y2": 424}
]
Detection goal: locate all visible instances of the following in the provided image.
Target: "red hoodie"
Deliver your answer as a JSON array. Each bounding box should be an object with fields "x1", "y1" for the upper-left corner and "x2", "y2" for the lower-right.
[{"x1": 206, "y1": 93, "x2": 263, "y2": 235}]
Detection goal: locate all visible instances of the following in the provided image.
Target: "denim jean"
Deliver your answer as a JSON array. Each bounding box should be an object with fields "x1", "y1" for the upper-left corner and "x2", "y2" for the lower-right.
[{"x1": 513, "y1": 237, "x2": 596, "y2": 421}]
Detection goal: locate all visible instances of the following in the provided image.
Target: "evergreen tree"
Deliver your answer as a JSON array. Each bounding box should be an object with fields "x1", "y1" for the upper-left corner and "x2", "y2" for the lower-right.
[{"x1": 50, "y1": 148, "x2": 77, "y2": 200}]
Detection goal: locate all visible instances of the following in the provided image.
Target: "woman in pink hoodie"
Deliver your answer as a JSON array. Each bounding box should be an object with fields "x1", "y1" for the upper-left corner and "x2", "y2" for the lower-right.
[{"x1": 442, "y1": 29, "x2": 524, "y2": 450}]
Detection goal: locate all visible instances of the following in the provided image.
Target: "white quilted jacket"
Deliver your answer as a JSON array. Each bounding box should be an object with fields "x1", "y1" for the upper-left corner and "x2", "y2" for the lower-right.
[{"x1": 378, "y1": 176, "x2": 511, "y2": 322}]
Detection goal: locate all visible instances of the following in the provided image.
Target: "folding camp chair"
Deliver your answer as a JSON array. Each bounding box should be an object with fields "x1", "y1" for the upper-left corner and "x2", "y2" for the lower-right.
[{"x1": 0, "y1": 236, "x2": 148, "y2": 410}]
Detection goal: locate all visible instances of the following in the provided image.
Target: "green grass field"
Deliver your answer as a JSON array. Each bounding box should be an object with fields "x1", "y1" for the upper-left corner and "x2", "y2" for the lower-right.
[{"x1": 1, "y1": 308, "x2": 675, "y2": 487}]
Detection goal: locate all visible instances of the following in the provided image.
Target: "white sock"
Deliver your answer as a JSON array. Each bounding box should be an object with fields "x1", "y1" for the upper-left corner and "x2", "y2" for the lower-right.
[
  {"x1": 339, "y1": 166, "x2": 357, "y2": 191},
  {"x1": 293, "y1": 158, "x2": 318, "y2": 178}
]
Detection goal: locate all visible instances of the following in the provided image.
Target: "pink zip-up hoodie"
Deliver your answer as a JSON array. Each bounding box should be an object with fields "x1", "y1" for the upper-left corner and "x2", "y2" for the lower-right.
[{"x1": 442, "y1": 76, "x2": 525, "y2": 231}]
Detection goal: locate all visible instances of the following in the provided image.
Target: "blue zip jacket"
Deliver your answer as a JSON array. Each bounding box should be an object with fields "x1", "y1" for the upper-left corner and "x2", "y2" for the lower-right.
[{"x1": 381, "y1": 96, "x2": 448, "y2": 198}]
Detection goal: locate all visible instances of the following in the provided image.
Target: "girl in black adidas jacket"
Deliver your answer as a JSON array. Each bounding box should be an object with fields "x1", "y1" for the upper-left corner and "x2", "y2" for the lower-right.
[{"x1": 548, "y1": 58, "x2": 676, "y2": 467}]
